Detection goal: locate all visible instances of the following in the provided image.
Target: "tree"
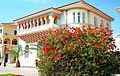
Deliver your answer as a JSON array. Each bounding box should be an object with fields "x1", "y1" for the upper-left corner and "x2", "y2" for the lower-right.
[{"x1": 10, "y1": 45, "x2": 31, "y2": 67}]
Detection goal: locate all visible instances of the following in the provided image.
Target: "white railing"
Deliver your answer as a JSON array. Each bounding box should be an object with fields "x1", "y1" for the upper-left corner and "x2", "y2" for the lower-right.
[{"x1": 17, "y1": 24, "x2": 59, "y2": 36}]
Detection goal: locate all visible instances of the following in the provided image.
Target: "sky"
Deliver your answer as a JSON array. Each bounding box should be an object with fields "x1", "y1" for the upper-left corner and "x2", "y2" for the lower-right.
[{"x1": 0, "y1": 0, "x2": 120, "y2": 35}]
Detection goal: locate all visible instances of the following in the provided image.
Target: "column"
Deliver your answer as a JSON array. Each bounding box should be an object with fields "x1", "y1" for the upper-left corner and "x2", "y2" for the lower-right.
[
  {"x1": 44, "y1": 17, "x2": 47, "y2": 25},
  {"x1": 40, "y1": 18, "x2": 43, "y2": 25},
  {"x1": 37, "y1": 19, "x2": 39, "y2": 26}
]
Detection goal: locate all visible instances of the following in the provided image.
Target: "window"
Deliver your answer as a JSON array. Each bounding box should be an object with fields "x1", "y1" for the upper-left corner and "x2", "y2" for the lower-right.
[
  {"x1": 14, "y1": 30, "x2": 17, "y2": 35},
  {"x1": 54, "y1": 18, "x2": 57, "y2": 24},
  {"x1": 25, "y1": 45, "x2": 29, "y2": 58},
  {"x1": 107, "y1": 23, "x2": 109, "y2": 27},
  {"x1": 4, "y1": 38, "x2": 10, "y2": 44},
  {"x1": 94, "y1": 17, "x2": 98, "y2": 26},
  {"x1": 12, "y1": 39, "x2": 17, "y2": 45},
  {"x1": 78, "y1": 12, "x2": 80, "y2": 23},
  {"x1": 5, "y1": 33, "x2": 7, "y2": 35},
  {"x1": 82, "y1": 13, "x2": 85, "y2": 23},
  {"x1": 0, "y1": 29, "x2": 2, "y2": 33},
  {"x1": 73, "y1": 13, "x2": 75, "y2": 23}
]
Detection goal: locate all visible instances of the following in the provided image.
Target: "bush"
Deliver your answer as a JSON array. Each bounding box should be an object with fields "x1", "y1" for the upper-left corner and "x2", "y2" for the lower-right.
[{"x1": 38, "y1": 25, "x2": 118, "y2": 76}]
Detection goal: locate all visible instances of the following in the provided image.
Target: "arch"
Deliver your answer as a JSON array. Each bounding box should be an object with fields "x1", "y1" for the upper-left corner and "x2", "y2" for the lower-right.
[
  {"x1": 12, "y1": 39, "x2": 17, "y2": 45},
  {"x1": 4, "y1": 38, "x2": 10, "y2": 44}
]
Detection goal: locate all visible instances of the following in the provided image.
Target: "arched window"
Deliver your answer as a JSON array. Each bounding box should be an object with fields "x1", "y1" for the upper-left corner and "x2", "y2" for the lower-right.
[
  {"x1": 39, "y1": 21, "x2": 41, "y2": 26},
  {"x1": 4, "y1": 38, "x2": 10, "y2": 44},
  {"x1": 35, "y1": 20, "x2": 37, "y2": 27},
  {"x1": 25, "y1": 45, "x2": 29, "y2": 58},
  {"x1": 12, "y1": 39, "x2": 17, "y2": 45},
  {"x1": 107, "y1": 23, "x2": 109, "y2": 27},
  {"x1": 43, "y1": 19, "x2": 45, "y2": 25},
  {"x1": 78, "y1": 12, "x2": 80, "y2": 23},
  {"x1": 82, "y1": 13, "x2": 85, "y2": 23},
  {"x1": 47, "y1": 19, "x2": 50, "y2": 24},
  {"x1": 73, "y1": 12, "x2": 75, "y2": 23},
  {"x1": 28, "y1": 23, "x2": 30, "y2": 28},
  {"x1": 107, "y1": 23, "x2": 110, "y2": 29},
  {"x1": 54, "y1": 18, "x2": 57, "y2": 24},
  {"x1": 94, "y1": 17, "x2": 98, "y2": 26}
]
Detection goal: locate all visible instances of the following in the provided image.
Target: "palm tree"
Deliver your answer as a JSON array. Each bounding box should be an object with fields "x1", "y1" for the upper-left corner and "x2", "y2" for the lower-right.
[
  {"x1": 10, "y1": 45, "x2": 31, "y2": 67},
  {"x1": 10, "y1": 50, "x2": 25, "y2": 67}
]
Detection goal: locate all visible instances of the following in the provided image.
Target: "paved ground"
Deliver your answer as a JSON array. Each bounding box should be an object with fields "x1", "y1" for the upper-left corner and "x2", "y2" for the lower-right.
[{"x1": 0, "y1": 63, "x2": 39, "y2": 76}]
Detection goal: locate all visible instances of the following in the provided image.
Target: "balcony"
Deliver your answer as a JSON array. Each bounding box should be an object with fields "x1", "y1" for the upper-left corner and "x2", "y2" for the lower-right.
[{"x1": 18, "y1": 23, "x2": 59, "y2": 36}]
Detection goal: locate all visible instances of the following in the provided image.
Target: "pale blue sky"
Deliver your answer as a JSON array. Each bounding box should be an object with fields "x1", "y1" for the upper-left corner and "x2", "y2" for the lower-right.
[{"x1": 0, "y1": 0, "x2": 120, "y2": 35}]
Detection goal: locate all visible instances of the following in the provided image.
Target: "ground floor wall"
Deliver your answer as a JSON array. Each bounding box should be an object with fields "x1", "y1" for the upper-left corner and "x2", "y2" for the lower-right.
[{"x1": 18, "y1": 38, "x2": 38, "y2": 67}]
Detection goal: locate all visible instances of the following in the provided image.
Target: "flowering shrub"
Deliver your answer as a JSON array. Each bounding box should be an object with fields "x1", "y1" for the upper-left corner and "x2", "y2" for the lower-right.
[{"x1": 38, "y1": 25, "x2": 118, "y2": 76}]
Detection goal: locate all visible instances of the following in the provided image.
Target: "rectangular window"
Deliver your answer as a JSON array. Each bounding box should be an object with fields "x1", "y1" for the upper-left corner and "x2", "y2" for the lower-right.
[
  {"x1": 73, "y1": 13, "x2": 75, "y2": 23},
  {"x1": 0, "y1": 29, "x2": 2, "y2": 33},
  {"x1": 14, "y1": 30, "x2": 17, "y2": 35},
  {"x1": 78, "y1": 12, "x2": 80, "y2": 23}
]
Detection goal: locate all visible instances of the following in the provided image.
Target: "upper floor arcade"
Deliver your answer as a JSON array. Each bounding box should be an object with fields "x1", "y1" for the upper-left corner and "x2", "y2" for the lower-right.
[{"x1": 14, "y1": 8, "x2": 62, "y2": 36}]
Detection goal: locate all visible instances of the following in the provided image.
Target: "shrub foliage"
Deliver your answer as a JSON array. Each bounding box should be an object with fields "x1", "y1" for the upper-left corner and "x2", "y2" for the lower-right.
[{"x1": 37, "y1": 25, "x2": 118, "y2": 76}]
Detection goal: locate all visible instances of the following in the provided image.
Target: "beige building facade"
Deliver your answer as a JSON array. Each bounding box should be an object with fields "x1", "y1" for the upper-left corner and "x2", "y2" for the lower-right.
[{"x1": 0, "y1": 23, "x2": 18, "y2": 63}]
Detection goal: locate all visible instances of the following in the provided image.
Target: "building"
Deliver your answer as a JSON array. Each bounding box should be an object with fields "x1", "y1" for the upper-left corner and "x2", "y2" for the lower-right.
[
  {"x1": 114, "y1": 34, "x2": 120, "y2": 51},
  {"x1": 0, "y1": 23, "x2": 18, "y2": 63},
  {"x1": 13, "y1": 0, "x2": 114, "y2": 67}
]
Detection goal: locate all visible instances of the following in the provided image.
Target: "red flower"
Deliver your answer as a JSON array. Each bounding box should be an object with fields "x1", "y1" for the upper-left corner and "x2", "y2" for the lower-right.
[
  {"x1": 66, "y1": 35, "x2": 70, "y2": 38},
  {"x1": 48, "y1": 57, "x2": 52, "y2": 61},
  {"x1": 105, "y1": 26, "x2": 109, "y2": 30},
  {"x1": 77, "y1": 28, "x2": 81, "y2": 32},
  {"x1": 44, "y1": 41, "x2": 48, "y2": 44},
  {"x1": 42, "y1": 46, "x2": 50, "y2": 52},
  {"x1": 104, "y1": 40, "x2": 109, "y2": 43},
  {"x1": 82, "y1": 26, "x2": 85, "y2": 30},
  {"x1": 100, "y1": 24, "x2": 102, "y2": 27},
  {"x1": 96, "y1": 44, "x2": 101, "y2": 47},
  {"x1": 51, "y1": 47, "x2": 57, "y2": 51},
  {"x1": 91, "y1": 42, "x2": 95, "y2": 45},
  {"x1": 67, "y1": 44, "x2": 71, "y2": 47},
  {"x1": 56, "y1": 55, "x2": 62, "y2": 59},
  {"x1": 110, "y1": 30, "x2": 113, "y2": 33},
  {"x1": 87, "y1": 26, "x2": 92, "y2": 30}
]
